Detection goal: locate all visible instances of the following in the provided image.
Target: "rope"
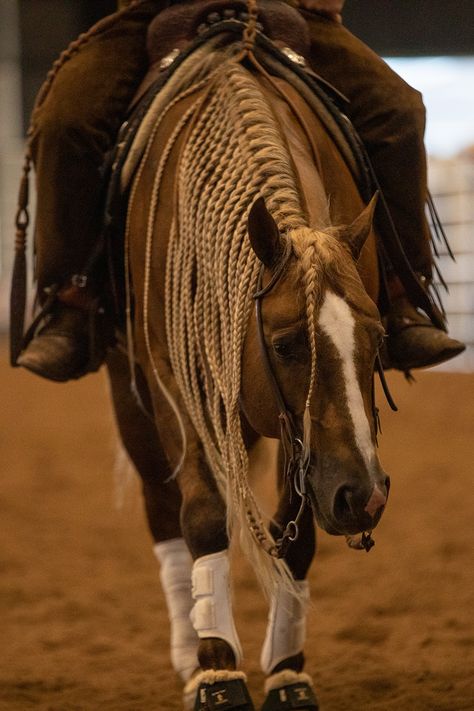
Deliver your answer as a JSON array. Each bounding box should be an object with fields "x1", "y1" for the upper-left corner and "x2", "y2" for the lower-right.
[{"x1": 242, "y1": 0, "x2": 259, "y2": 51}]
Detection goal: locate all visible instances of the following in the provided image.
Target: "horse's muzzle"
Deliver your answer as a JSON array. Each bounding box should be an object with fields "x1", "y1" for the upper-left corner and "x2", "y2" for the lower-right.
[{"x1": 309, "y1": 471, "x2": 390, "y2": 537}]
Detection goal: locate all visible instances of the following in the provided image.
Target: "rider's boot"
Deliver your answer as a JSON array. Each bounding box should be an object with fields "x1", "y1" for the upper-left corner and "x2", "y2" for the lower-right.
[
  {"x1": 14, "y1": 1, "x2": 163, "y2": 381},
  {"x1": 385, "y1": 277, "x2": 465, "y2": 371},
  {"x1": 17, "y1": 284, "x2": 110, "y2": 382}
]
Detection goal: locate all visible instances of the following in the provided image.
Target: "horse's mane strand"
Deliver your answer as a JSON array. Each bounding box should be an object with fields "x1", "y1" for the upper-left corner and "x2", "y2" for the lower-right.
[
  {"x1": 151, "y1": 55, "x2": 328, "y2": 597},
  {"x1": 163, "y1": 59, "x2": 313, "y2": 597}
]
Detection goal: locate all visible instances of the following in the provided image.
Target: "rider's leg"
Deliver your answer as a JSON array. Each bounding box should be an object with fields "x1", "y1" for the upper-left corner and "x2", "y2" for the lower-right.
[
  {"x1": 299, "y1": 8, "x2": 465, "y2": 369},
  {"x1": 17, "y1": 0, "x2": 166, "y2": 381}
]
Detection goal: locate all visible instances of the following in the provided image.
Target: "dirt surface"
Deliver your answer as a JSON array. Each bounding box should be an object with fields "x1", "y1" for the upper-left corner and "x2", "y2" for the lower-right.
[{"x1": 1, "y1": 338, "x2": 473, "y2": 710}]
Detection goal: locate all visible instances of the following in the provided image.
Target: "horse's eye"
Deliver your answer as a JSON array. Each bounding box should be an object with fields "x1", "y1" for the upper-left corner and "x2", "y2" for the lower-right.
[{"x1": 273, "y1": 340, "x2": 294, "y2": 359}]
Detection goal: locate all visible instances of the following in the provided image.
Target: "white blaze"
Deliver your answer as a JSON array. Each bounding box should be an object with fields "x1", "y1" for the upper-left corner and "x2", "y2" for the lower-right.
[{"x1": 318, "y1": 290, "x2": 375, "y2": 469}]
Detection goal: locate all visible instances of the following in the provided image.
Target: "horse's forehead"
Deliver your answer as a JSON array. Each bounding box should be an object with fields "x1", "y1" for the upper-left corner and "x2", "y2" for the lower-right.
[
  {"x1": 318, "y1": 290, "x2": 355, "y2": 348},
  {"x1": 317, "y1": 287, "x2": 380, "y2": 354},
  {"x1": 263, "y1": 268, "x2": 307, "y2": 325}
]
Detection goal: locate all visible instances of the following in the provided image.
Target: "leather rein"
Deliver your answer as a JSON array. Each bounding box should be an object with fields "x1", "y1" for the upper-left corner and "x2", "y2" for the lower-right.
[
  {"x1": 253, "y1": 239, "x2": 310, "y2": 559},
  {"x1": 252, "y1": 239, "x2": 396, "y2": 558}
]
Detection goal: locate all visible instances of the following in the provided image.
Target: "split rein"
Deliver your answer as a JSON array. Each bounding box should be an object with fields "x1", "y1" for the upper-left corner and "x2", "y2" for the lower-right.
[{"x1": 252, "y1": 238, "x2": 396, "y2": 559}]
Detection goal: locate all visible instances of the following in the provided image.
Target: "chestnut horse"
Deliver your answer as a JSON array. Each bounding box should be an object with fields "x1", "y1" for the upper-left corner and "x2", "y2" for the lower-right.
[{"x1": 106, "y1": 29, "x2": 390, "y2": 711}]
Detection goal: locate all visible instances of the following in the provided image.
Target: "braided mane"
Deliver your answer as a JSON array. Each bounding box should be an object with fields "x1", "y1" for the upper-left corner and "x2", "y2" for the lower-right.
[{"x1": 141, "y1": 58, "x2": 341, "y2": 595}]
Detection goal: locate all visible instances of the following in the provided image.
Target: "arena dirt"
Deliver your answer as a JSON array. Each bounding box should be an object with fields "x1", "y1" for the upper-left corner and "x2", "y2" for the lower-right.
[{"x1": 1, "y1": 339, "x2": 473, "y2": 710}]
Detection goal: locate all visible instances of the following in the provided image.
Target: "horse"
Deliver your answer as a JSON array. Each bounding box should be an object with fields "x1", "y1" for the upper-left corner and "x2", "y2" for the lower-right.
[{"x1": 105, "y1": 4, "x2": 390, "y2": 708}]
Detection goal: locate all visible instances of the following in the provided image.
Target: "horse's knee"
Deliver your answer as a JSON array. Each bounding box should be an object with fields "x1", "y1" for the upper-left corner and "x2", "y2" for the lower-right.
[
  {"x1": 181, "y1": 491, "x2": 228, "y2": 559},
  {"x1": 106, "y1": 351, "x2": 182, "y2": 541}
]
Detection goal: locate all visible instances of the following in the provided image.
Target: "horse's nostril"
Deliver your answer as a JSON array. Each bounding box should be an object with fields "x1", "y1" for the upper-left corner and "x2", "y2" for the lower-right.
[
  {"x1": 385, "y1": 476, "x2": 391, "y2": 495},
  {"x1": 333, "y1": 486, "x2": 354, "y2": 521}
]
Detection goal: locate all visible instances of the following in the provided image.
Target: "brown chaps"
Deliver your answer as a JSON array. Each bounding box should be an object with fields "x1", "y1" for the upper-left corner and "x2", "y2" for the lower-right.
[{"x1": 29, "y1": 0, "x2": 433, "y2": 294}]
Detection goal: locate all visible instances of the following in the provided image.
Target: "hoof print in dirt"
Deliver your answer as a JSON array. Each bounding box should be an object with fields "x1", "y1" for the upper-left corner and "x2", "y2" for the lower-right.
[{"x1": 262, "y1": 672, "x2": 319, "y2": 711}]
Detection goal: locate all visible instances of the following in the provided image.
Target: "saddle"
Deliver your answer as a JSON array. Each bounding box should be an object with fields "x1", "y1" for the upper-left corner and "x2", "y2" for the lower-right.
[
  {"x1": 116, "y1": 0, "x2": 365, "y2": 196},
  {"x1": 131, "y1": 0, "x2": 321, "y2": 110},
  {"x1": 104, "y1": 0, "x2": 442, "y2": 332},
  {"x1": 148, "y1": 0, "x2": 310, "y2": 63}
]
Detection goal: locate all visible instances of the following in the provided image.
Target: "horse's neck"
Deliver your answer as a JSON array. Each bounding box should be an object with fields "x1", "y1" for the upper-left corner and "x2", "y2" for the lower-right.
[
  {"x1": 259, "y1": 77, "x2": 330, "y2": 230},
  {"x1": 260, "y1": 75, "x2": 379, "y2": 303}
]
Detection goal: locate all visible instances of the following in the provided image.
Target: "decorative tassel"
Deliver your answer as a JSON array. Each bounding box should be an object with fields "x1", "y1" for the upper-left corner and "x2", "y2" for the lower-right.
[
  {"x1": 10, "y1": 153, "x2": 32, "y2": 366},
  {"x1": 427, "y1": 192, "x2": 455, "y2": 260}
]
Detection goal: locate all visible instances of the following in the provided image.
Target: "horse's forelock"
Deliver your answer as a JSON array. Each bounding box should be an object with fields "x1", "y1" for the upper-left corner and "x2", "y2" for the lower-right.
[
  {"x1": 287, "y1": 225, "x2": 366, "y2": 462},
  {"x1": 291, "y1": 226, "x2": 364, "y2": 302}
]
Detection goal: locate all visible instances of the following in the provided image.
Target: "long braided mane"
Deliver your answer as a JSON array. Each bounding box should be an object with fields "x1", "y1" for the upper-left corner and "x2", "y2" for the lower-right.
[{"x1": 144, "y1": 58, "x2": 341, "y2": 595}]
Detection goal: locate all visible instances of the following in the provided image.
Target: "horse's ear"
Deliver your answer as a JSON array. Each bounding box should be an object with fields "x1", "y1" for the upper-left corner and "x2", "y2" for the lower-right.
[
  {"x1": 340, "y1": 192, "x2": 379, "y2": 260},
  {"x1": 248, "y1": 197, "x2": 283, "y2": 267}
]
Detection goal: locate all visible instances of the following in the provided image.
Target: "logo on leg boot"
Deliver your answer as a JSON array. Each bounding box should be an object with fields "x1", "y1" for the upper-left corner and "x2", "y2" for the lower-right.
[{"x1": 211, "y1": 687, "x2": 230, "y2": 705}]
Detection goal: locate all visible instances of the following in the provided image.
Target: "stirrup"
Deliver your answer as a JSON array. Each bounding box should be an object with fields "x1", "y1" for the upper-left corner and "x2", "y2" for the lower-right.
[{"x1": 261, "y1": 671, "x2": 319, "y2": 711}]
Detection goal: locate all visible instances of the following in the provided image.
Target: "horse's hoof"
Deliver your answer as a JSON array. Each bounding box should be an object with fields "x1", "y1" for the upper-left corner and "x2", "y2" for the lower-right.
[
  {"x1": 261, "y1": 671, "x2": 319, "y2": 710},
  {"x1": 184, "y1": 670, "x2": 255, "y2": 710}
]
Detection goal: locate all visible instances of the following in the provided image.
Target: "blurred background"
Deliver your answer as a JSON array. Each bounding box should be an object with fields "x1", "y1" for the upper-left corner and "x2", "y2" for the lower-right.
[
  {"x1": 0, "y1": 1, "x2": 473, "y2": 369},
  {"x1": 1, "y1": 5, "x2": 473, "y2": 709}
]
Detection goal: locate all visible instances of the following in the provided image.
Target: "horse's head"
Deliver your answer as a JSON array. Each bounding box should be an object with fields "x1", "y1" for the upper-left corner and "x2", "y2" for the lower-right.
[{"x1": 241, "y1": 196, "x2": 390, "y2": 538}]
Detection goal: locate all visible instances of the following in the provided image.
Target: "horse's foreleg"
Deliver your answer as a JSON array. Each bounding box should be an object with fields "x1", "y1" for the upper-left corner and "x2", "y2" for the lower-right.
[
  {"x1": 260, "y1": 445, "x2": 318, "y2": 710},
  {"x1": 177, "y1": 459, "x2": 240, "y2": 669},
  {"x1": 175, "y1": 454, "x2": 255, "y2": 709},
  {"x1": 106, "y1": 348, "x2": 182, "y2": 541},
  {"x1": 106, "y1": 349, "x2": 199, "y2": 684}
]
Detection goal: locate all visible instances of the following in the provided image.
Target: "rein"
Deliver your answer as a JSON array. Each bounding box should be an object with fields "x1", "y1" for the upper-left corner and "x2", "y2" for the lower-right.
[{"x1": 253, "y1": 239, "x2": 311, "y2": 559}]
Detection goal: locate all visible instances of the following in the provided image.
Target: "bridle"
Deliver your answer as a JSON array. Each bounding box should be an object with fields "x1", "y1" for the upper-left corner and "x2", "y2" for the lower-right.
[
  {"x1": 252, "y1": 238, "x2": 394, "y2": 557},
  {"x1": 253, "y1": 238, "x2": 311, "y2": 559}
]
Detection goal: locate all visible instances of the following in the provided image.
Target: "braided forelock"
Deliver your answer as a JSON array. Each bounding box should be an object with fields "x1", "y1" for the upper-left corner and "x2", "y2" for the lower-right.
[
  {"x1": 300, "y1": 243, "x2": 319, "y2": 460},
  {"x1": 289, "y1": 227, "x2": 337, "y2": 459}
]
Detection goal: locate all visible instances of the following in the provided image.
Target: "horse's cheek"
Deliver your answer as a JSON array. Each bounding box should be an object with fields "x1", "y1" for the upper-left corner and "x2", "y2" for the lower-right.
[{"x1": 240, "y1": 342, "x2": 280, "y2": 439}]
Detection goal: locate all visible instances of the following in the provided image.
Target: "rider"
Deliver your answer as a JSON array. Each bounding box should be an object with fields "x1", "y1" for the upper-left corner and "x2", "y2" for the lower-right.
[{"x1": 14, "y1": 0, "x2": 465, "y2": 381}]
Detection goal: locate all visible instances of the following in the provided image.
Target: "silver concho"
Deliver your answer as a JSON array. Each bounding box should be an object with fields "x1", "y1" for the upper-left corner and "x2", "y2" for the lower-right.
[
  {"x1": 160, "y1": 48, "x2": 181, "y2": 71},
  {"x1": 281, "y1": 46, "x2": 306, "y2": 67}
]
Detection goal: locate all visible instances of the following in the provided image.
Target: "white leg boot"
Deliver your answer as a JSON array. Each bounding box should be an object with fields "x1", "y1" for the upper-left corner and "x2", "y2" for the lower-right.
[{"x1": 153, "y1": 538, "x2": 199, "y2": 683}]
